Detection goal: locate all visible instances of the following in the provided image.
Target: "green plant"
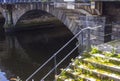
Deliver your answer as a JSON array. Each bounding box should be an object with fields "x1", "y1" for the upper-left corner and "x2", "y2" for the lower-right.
[
  {"x1": 111, "y1": 47, "x2": 116, "y2": 55},
  {"x1": 117, "y1": 54, "x2": 120, "y2": 58},
  {"x1": 76, "y1": 78, "x2": 84, "y2": 81},
  {"x1": 103, "y1": 51, "x2": 113, "y2": 57},
  {"x1": 57, "y1": 43, "x2": 120, "y2": 81},
  {"x1": 89, "y1": 46, "x2": 101, "y2": 54}
]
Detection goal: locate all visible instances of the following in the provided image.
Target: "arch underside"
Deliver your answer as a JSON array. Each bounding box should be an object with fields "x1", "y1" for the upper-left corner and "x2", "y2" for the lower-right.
[{"x1": 16, "y1": 10, "x2": 54, "y2": 24}]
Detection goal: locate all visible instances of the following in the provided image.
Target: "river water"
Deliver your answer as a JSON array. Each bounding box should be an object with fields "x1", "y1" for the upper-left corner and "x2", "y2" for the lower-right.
[{"x1": 0, "y1": 19, "x2": 78, "y2": 81}]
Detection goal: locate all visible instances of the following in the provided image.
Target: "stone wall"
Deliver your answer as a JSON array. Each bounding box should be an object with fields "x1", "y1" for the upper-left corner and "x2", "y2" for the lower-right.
[
  {"x1": 103, "y1": 2, "x2": 120, "y2": 22},
  {"x1": 103, "y1": 2, "x2": 120, "y2": 41}
]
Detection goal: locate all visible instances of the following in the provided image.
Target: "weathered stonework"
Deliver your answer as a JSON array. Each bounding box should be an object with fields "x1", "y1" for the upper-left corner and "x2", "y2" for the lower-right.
[
  {"x1": 0, "y1": 2, "x2": 105, "y2": 46},
  {"x1": 103, "y1": 2, "x2": 120, "y2": 41},
  {"x1": 0, "y1": 3, "x2": 94, "y2": 33}
]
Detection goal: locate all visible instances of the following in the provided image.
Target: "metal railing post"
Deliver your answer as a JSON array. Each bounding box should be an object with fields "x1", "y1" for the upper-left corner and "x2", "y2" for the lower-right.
[
  {"x1": 26, "y1": 26, "x2": 102, "y2": 81},
  {"x1": 87, "y1": 28, "x2": 91, "y2": 52},
  {"x1": 54, "y1": 55, "x2": 57, "y2": 76},
  {"x1": 81, "y1": 30, "x2": 84, "y2": 52}
]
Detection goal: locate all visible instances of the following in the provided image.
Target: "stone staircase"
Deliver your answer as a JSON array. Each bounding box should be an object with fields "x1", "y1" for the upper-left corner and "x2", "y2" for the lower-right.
[{"x1": 56, "y1": 40, "x2": 120, "y2": 81}]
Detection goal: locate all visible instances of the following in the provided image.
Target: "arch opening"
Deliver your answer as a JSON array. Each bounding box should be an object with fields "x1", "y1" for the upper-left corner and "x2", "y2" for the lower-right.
[
  {"x1": 14, "y1": 9, "x2": 78, "y2": 80},
  {"x1": 15, "y1": 10, "x2": 55, "y2": 29},
  {"x1": 15, "y1": 10, "x2": 74, "y2": 32},
  {"x1": 15, "y1": 9, "x2": 78, "y2": 59}
]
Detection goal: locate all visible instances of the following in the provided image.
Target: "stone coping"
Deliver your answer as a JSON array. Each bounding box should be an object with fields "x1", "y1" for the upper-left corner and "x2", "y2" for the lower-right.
[{"x1": 98, "y1": 40, "x2": 120, "y2": 53}]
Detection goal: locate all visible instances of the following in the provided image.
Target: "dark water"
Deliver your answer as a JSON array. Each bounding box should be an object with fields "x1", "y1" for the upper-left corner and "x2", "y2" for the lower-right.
[{"x1": 0, "y1": 20, "x2": 78, "y2": 81}]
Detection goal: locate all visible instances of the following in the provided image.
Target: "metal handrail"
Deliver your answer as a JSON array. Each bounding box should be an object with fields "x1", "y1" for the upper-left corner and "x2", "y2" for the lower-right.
[
  {"x1": 41, "y1": 26, "x2": 103, "y2": 81},
  {"x1": 26, "y1": 25, "x2": 102, "y2": 81},
  {"x1": 41, "y1": 42, "x2": 80, "y2": 81}
]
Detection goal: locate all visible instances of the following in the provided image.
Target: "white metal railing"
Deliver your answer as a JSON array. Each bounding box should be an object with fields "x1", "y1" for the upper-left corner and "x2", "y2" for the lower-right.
[{"x1": 26, "y1": 25, "x2": 102, "y2": 81}]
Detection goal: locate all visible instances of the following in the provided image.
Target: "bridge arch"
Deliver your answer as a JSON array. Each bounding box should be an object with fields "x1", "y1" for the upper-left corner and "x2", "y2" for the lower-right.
[
  {"x1": 3, "y1": 3, "x2": 99, "y2": 35},
  {"x1": 12, "y1": 3, "x2": 82, "y2": 34},
  {"x1": 15, "y1": 9, "x2": 56, "y2": 26},
  {"x1": 13, "y1": 3, "x2": 94, "y2": 26}
]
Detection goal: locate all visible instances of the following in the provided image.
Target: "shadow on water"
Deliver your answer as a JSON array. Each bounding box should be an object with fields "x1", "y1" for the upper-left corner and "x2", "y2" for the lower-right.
[{"x1": 0, "y1": 21, "x2": 78, "y2": 80}]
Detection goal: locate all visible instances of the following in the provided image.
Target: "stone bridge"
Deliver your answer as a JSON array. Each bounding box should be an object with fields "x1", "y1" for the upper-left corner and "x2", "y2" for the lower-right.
[
  {"x1": 0, "y1": 1, "x2": 107, "y2": 46},
  {"x1": 0, "y1": 1, "x2": 102, "y2": 35}
]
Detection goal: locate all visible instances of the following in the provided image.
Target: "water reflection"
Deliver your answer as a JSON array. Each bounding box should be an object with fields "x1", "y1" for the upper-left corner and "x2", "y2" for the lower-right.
[{"x1": 0, "y1": 21, "x2": 78, "y2": 81}]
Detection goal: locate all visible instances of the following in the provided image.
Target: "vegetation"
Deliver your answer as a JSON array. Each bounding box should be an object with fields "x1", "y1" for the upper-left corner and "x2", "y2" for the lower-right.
[{"x1": 56, "y1": 44, "x2": 120, "y2": 81}]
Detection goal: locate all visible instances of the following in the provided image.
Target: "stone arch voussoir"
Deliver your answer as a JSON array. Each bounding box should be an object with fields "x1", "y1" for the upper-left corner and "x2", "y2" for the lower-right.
[{"x1": 12, "y1": 3, "x2": 96, "y2": 35}]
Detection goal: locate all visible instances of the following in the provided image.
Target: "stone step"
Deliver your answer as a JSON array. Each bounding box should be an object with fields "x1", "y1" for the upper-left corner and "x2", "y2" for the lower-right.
[
  {"x1": 97, "y1": 44, "x2": 114, "y2": 52},
  {"x1": 57, "y1": 55, "x2": 120, "y2": 81},
  {"x1": 57, "y1": 54, "x2": 120, "y2": 81},
  {"x1": 57, "y1": 76, "x2": 74, "y2": 81},
  {"x1": 56, "y1": 68, "x2": 75, "y2": 81},
  {"x1": 57, "y1": 56, "x2": 97, "y2": 81},
  {"x1": 58, "y1": 78, "x2": 74, "y2": 81},
  {"x1": 57, "y1": 40, "x2": 120, "y2": 81},
  {"x1": 97, "y1": 43, "x2": 120, "y2": 53},
  {"x1": 65, "y1": 68, "x2": 97, "y2": 81},
  {"x1": 83, "y1": 58, "x2": 120, "y2": 73},
  {"x1": 71, "y1": 56, "x2": 120, "y2": 80},
  {"x1": 70, "y1": 63, "x2": 120, "y2": 81},
  {"x1": 90, "y1": 39, "x2": 104, "y2": 45},
  {"x1": 91, "y1": 53, "x2": 120, "y2": 64}
]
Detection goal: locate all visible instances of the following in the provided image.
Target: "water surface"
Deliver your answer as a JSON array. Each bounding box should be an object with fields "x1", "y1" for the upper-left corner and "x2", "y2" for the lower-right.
[{"x1": 0, "y1": 20, "x2": 78, "y2": 81}]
